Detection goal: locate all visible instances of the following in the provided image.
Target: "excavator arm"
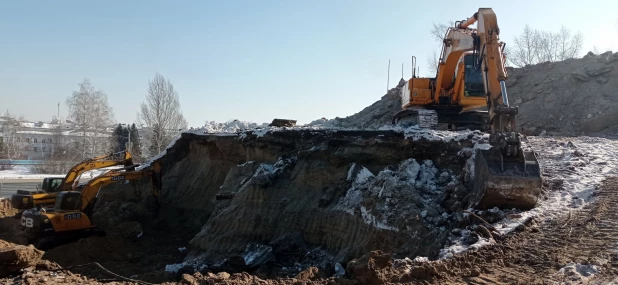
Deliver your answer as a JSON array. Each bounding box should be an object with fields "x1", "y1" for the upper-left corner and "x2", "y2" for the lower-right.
[
  {"x1": 60, "y1": 150, "x2": 134, "y2": 191},
  {"x1": 455, "y1": 8, "x2": 543, "y2": 210},
  {"x1": 77, "y1": 167, "x2": 157, "y2": 217},
  {"x1": 458, "y1": 9, "x2": 518, "y2": 148}
]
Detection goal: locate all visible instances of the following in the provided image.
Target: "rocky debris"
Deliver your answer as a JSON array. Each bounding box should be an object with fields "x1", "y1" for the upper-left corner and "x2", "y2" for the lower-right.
[
  {"x1": 0, "y1": 240, "x2": 44, "y2": 277},
  {"x1": 123, "y1": 128, "x2": 489, "y2": 279}
]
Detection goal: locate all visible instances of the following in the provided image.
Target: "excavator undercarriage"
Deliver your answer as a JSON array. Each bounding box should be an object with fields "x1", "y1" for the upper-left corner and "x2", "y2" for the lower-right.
[{"x1": 391, "y1": 106, "x2": 489, "y2": 131}]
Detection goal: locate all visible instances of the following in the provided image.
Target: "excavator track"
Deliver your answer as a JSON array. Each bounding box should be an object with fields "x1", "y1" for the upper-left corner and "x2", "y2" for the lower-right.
[{"x1": 392, "y1": 108, "x2": 439, "y2": 129}]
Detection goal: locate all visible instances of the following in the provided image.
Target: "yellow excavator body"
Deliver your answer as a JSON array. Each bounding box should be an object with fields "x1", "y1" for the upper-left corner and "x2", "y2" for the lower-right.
[
  {"x1": 395, "y1": 8, "x2": 542, "y2": 210},
  {"x1": 20, "y1": 166, "x2": 159, "y2": 250}
]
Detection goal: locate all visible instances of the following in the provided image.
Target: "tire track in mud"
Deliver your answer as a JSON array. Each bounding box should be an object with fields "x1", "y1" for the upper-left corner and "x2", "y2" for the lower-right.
[{"x1": 438, "y1": 176, "x2": 618, "y2": 284}]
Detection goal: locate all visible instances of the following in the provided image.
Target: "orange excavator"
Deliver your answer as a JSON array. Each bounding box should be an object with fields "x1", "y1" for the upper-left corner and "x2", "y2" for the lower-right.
[
  {"x1": 394, "y1": 8, "x2": 542, "y2": 210},
  {"x1": 10, "y1": 151, "x2": 134, "y2": 210}
]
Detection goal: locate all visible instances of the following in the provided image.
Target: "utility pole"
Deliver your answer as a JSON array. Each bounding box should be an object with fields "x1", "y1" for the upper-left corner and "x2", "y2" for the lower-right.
[{"x1": 387, "y1": 59, "x2": 391, "y2": 91}]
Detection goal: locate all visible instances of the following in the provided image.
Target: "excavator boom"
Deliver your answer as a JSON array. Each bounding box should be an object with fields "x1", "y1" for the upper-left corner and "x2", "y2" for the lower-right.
[
  {"x1": 60, "y1": 150, "x2": 134, "y2": 191},
  {"x1": 10, "y1": 151, "x2": 134, "y2": 210}
]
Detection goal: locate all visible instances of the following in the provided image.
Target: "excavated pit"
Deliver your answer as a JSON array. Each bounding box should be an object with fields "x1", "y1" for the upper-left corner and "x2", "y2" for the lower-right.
[{"x1": 108, "y1": 128, "x2": 491, "y2": 278}]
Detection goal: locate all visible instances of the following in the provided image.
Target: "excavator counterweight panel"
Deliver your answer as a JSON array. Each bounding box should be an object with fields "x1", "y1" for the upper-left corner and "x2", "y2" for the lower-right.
[{"x1": 472, "y1": 147, "x2": 542, "y2": 210}]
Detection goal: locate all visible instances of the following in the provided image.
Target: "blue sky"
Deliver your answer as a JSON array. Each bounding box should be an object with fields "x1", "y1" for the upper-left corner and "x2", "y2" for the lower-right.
[{"x1": 1, "y1": 0, "x2": 617, "y2": 127}]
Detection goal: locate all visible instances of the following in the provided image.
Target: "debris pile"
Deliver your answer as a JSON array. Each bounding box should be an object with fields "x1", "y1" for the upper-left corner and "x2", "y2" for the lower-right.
[{"x1": 0, "y1": 240, "x2": 44, "y2": 278}]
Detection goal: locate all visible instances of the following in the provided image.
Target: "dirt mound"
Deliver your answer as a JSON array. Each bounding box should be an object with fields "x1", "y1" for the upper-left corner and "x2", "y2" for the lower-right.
[
  {"x1": 0, "y1": 240, "x2": 44, "y2": 277},
  {"x1": 0, "y1": 199, "x2": 29, "y2": 245},
  {"x1": 507, "y1": 51, "x2": 618, "y2": 136},
  {"x1": 308, "y1": 53, "x2": 618, "y2": 138}
]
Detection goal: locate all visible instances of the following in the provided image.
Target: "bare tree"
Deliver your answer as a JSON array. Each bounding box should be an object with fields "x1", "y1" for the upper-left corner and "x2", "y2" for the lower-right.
[
  {"x1": 508, "y1": 25, "x2": 583, "y2": 67},
  {"x1": 556, "y1": 25, "x2": 583, "y2": 60},
  {"x1": 137, "y1": 73, "x2": 188, "y2": 157},
  {"x1": 0, "y1": 113, "x2": 25, "y2": 159},
  {"x1": 66, "y1": 79, "x2": 115, "y2": 159},
  {"x1": 426, "y1": 21, "x2": 455, "y2": 76},
  {"x1": 430, "y1": 21, "x2": 455, "y2": 42},
  {"x1": 427, "y1": 50, "x2": 439, "y2": 75}
]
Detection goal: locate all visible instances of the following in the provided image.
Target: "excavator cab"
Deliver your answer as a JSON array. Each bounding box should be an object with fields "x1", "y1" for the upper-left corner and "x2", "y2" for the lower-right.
[
  {"x1": 54, "y1": 191, "x2": 82, "y2": 211},
  {"x1": 463, "y1": 54, "x2": 484, "y2": 97}
]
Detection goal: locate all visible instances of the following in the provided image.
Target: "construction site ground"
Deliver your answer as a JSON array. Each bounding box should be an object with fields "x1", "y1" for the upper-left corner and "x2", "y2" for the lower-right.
[
  {"x1": 2, "y1": 176, "x2": 618, "y2": 284},
  {"x1": 2, "y1": 52, "x2": 618, "y2": 284}
]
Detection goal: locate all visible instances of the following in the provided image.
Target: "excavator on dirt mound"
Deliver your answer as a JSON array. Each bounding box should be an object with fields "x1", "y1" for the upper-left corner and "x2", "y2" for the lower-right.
[
  {"x1": 10, "y1": 151, "x2": 134, "y2": 210},
  {"x1": 20, "y1": 165, "x2": 160, "y2": 250},
  {"x1": 393, "y1": 8, "x2": 542, "y2": 210}
]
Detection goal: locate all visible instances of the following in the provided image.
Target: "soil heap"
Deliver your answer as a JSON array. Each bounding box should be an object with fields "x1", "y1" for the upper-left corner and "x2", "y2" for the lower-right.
[{"x1": 309, "y1": 52, "x2": 618, "y2": 137}]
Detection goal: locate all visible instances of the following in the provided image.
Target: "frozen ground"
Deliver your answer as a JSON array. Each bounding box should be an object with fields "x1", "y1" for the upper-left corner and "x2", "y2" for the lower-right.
[{"x1": 439, "y1": 135, "x2": 618, "y2": 259}]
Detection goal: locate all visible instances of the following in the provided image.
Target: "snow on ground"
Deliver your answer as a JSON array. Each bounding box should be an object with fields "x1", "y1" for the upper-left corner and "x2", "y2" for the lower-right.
[
  {"x1": 553, "y1": 262, "x2": 600, "y2": 282},
  {"x1": 0, "y1": 166, "x2": 64, "y2": 180},
  {"x1": 0, "y1": 165, "x2": 126, "y2": 182},
  {"x1": 199, "y1": 120, "x2": 268, "y2": 134},
  {"x1": 136, "y1": 135, "x2": 183, "y2": 170},
  {"x1": 439, "y1": 135, "x2": 618, "y2": 259}
]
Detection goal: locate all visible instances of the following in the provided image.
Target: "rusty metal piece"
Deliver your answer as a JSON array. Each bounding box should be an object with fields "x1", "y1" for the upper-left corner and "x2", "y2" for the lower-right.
[{"x1": 472, "y1": 147, "x2": 542, "y2": 210}]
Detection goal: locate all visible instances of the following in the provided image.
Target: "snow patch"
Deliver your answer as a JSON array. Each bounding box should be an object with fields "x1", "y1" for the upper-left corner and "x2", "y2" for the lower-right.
[
  {"x1": 136, "y1": 135, "x2": 182, "y2": 170},
  {"x1": 554, "y1": 262, "x2": 599, "y2": 282},
  {"x1": 0, "y1": 165, "x2": 64, "y2": 180},
  {"x1": 337, "y1": 158, "x2": 457, "y2": 233},
  {"x1": 439, "y1": 136, "x2": 618, "y2": 259},
  {"x1": 360, "y1": 206, "x2": 399, "y2": 232},
  {"x1": 200, "y1": 120, "x2": 268, "y2": 134}
]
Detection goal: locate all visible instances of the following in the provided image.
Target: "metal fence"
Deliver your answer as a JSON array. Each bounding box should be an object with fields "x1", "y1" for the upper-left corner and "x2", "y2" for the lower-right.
[
  {"x1": 0, "y1": 159, "x2": 48, "y2": 165},
  {"x1": 0, "y1": 181, "x2": 41, "y2": 198}
]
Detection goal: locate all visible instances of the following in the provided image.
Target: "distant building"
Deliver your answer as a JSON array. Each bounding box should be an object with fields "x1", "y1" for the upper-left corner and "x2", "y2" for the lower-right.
[{"x1": 0, "y1": 116, "x2": 114, "y2": 160}]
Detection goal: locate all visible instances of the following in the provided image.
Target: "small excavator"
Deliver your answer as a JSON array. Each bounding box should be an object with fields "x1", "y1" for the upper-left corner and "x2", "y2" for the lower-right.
[
  {"x1": 20, "y1": 165, "x2": 160, "y2": 250},
  {"x1": 10, "y1": 151, "x2": 134, "y2": 210},
  {"x1": 394, "y1": 8, "x2": 542, "y2": 210}
]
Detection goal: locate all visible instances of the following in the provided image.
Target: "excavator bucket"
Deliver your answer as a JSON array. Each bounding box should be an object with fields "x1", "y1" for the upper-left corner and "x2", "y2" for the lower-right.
[{"x1": 471, "y1": 147, "x2": 542, "y2": 210}]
